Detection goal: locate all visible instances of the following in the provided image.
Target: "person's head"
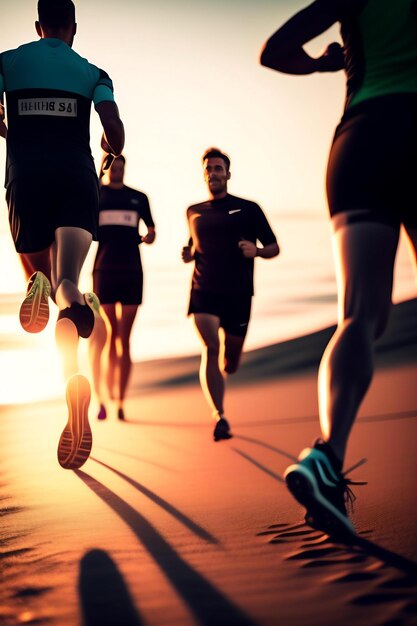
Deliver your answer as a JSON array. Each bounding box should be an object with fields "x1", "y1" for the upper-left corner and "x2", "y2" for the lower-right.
[
  {"x1": 202, "y1": 147, "x2": 231, "y2": 198},
  {"x1": 107, "y1": 155, "x2": 126, "y2": 186},
  {"x1": 36, "y1": 0, "x2": 77, "y2": 46}
]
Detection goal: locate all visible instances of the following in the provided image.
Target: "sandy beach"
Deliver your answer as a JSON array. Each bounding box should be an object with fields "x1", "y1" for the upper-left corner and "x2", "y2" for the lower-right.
[{"x1": 1, "y1": 299, "x2": 416, "y2": 626}]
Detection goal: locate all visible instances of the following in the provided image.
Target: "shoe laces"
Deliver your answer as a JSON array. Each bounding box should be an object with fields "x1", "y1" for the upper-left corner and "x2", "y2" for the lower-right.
[{"x1": 340, "y1": 457, "x2": 368, "y2": 513}]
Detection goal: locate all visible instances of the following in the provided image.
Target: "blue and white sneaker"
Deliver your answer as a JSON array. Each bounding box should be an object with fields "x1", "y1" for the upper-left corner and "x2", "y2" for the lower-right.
[{"x1": 284, "y1": 442, "x2": 365, "y2": 537}]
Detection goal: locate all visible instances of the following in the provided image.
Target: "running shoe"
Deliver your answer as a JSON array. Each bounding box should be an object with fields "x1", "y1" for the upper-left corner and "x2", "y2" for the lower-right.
[
  {"x1": 97, "y1": 404, "x2": 107, "y2": 420},
  {"x1": 84, "y1": 292, "x2": 101, "y2": 316},
  {"x1": 57, "y1": 374, "x2": 92, "y2": 470},
  {"x1": 284, "y1": 442, "x2": 363, "y2": 537},
  {"x1": 117, "y1": 408, "x2": 125, "y2": 421},
  {"x1": 58, "y1": 300, "x2": 95, "y2": 339},
  {"x1": 19, "y1": 271, "x2": 51, "y2": 333},
  {"x1": 213, "y1": 417, "x2": 233, "y2": 442}
]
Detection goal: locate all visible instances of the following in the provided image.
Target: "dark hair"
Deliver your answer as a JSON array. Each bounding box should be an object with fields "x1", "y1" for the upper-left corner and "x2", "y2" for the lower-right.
[
  {"x1": 202, "y1": 147, "x2": 231, "y2": 172},
  {"x1": 38, "y1": 0, "x2": 76, "y2": 28},
  {"x1": 99, "y1": 153, "x2": 125, "y2": 179}
]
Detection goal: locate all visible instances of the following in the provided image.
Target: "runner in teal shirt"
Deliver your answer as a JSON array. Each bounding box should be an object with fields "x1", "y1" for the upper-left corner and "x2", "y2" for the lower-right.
[{"x1": 0, "y1": 0, "x2": 125, "y2": 470}]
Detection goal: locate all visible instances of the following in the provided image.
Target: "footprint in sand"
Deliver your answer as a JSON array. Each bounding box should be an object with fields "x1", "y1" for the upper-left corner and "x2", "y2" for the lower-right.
[{"x1": 258, "y1": 521, "x2": 417, "y2": 625}]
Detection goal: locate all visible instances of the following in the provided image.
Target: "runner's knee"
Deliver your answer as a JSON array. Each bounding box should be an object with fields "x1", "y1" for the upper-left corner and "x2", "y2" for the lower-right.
[
  {"x1": 224, "y1": 357, "x2": 240, "y2": 374},
  {"x1": 341, "y1": 309, "x2": 389, "y2": 342},
  {"x1": 204, "y1": 340, "x2": 220, "y2": 358}
]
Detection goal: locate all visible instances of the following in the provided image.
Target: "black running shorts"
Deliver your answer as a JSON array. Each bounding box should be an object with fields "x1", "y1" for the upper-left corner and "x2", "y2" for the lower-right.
[
  {"x1": 6, "y1": 167, "x2": 99, "y2": 253},
  {"x1": 327, "y1": 94, "x2": 417, "y2": 231},
  {"x1": 93, "y1": 269, "x2": 143, "y2": 305},
  {"x1": 188, "y1": 289, "x2": 252, "y2": 337}
]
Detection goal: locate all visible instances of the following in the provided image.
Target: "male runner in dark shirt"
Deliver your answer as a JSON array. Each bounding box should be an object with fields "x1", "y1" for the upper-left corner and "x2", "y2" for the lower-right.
[
  {"x1": 0, "y1": 0, "x2": 124, "y2": 469},
  {"x1": 182, "y1": 148, "x2": 279, "y2": 441}
]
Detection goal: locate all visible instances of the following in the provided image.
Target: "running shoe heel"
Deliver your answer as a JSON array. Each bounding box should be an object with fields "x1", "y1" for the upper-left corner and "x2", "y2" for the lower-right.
[
  {"x1": 58, "y1": 374, "x2": 92, "y2": 470},
  {"x1": 84, "y1": 292, "x2": 101, "y2": 316},
  {"x1": 284, "y1": 455, "x2": 356, "y2": 537},
  {"x1": 285, "y1": 466, "x2": 314, "y2": 509},
  {"x1": 97, "y1": 404, "x2": 107, "y2": 420},
  {"x1": 213, "y1": 417, "x2": 233, "y2": 442}
]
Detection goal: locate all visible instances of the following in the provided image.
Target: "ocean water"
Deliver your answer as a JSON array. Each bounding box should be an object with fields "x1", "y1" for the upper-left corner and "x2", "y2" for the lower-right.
[{"x1": 0, "y1": 211, "x2": 415, "y2": 404}]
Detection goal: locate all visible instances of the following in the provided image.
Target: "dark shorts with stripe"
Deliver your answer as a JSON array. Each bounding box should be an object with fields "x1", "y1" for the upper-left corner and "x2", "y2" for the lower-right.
[
  {"x1": 188, "y1": 289, "x2": 252, "y2": 337},
  {"x1": 93, "y1": 269, "x2": 143, "y2": 305},
  {"x1": 6, "y1": 167, "x2": 99, "y2": 253},
  {"x1": 327, "y1": 94, "x2": 417, "y2": 231}
]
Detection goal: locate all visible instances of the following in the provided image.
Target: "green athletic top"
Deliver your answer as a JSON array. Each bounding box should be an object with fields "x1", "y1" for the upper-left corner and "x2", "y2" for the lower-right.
[
  {"x1": 0, "y1": 38, "x2": 115, "y2": 185},
  {"x1": 340, "y1": 0, "x2": 417, "y2": 108}
]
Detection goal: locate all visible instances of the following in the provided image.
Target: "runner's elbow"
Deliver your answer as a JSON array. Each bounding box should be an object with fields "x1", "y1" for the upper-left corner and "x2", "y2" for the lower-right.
[{"x1": 103, "y1": 118, "x2": 125, "y2": 156}]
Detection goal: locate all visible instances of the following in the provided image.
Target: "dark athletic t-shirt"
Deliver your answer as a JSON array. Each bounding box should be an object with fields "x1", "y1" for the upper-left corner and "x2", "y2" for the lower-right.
[
  {"x1": 0, "y1": 38, "x2": 115, "y2": 186},
  {"x1": 94, "y1": 185, "x2": 155, "y2": 272},
  {"x1": 186, "y1": 193, "x2": 277, "y2": 295}
]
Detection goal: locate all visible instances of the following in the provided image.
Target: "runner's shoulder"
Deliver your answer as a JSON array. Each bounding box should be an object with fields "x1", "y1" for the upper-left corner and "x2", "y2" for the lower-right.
[
  {"x1": 1, "y1": 40, "x2": 110, "y2": 84},
  {"x1": 123, "y1": 185, "x2": 149, "y2": 203},
  {"x1": 1, "y1": 41, "x2": 35, "y2": 65},
  {"x1": 227, "y1": 194, "x2": 262, "y2": 213},
  {"x1": 187, "y1": 199, "x2": 213, "y2": 214},
  {"x1": 123, "y1": 184, "x2": 147, "y2": 196}
]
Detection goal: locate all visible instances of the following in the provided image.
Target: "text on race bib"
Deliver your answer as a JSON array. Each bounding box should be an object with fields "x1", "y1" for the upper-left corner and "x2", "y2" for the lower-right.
[
  {"x1": 18, "y1": 98, "x2": 77, "y2": 117},
  {"x1": 99, "y1": 210, "x2": 139, "y2": 228}
]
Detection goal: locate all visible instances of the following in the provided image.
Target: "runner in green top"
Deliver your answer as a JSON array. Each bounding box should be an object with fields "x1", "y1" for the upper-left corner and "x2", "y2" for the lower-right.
[{"x1": 261, "y1": 0, "x2": 417, "y2": 537}]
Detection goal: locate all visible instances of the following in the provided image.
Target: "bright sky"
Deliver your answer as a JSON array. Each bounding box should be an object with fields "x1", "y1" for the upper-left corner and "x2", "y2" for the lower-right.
[
  {"x1": 1, "y1": 1, "x2": 415, "y2": 405},
  {"x1": 0, "y1": 0, "x2": 345, "y2": 255}
]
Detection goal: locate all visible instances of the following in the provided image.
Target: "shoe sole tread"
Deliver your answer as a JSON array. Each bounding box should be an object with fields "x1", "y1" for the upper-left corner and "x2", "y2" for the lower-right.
[
  {"x1": 58, "y1": 374, "x2": 92, "y2": 470},
  {"x1": 19, "y1": 273, "x2": 50, "y2": 333}
]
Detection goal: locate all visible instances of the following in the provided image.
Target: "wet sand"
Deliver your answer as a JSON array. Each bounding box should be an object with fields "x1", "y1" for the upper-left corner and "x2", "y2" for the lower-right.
[{"x1": 1, "y1": 299, "x2": 416, "y2": 626}]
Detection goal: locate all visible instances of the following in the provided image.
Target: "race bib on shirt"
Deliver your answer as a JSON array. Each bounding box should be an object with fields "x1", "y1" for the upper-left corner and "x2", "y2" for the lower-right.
[
  {"x1": 99, "y1": 210, "x2": 139, "y2": 227},
  {"x1": 18, "y1": 98, "x2": 77, "y2": 117}
]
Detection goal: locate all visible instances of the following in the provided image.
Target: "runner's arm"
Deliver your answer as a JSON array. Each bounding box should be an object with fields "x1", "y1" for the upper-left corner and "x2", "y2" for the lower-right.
[
  {"x1": 139, "y1": 194, "x2": 156, "y2": 243},
  {"x1": 182, "y1": 236, "x2": 195, "y2": 263},
  {"x1": 238, "y1": 240, "x2": 279, "y2": 259},
  {"x1": 0, "y1": 64, "x2": 7, "y2": 139},
  {"x1": 256, "y1": 242, "x2": 280, "y2": 258},
  {"x1": 260, "y1": 0, "x2": 346, "y2": 74},
  {"x1": 141, "y1": 227, "x2": 156, "y2": 244},
  {"x1": 0, "y1": 103, "x2": 6, "y2": 139},
  {"x1": 96, "y1": 101, "x2": 125, "y2": 156},
  {"x1": 245, "y1": 203, "x2": 280, "y2": 259}
]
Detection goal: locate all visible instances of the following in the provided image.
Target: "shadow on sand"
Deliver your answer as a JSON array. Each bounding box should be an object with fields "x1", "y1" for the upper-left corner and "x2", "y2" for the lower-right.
[
  {"x1": 92, "y1": 445, "x2": 178, "y2": 472},
  {"x1": 75, "y1": 470, "x2": 256, "y2": 626},
  {"x1": 262, "y1": 521, "x2": 417, "y2": 623},
  {"x1": 79, "y1": 549, "x2": 143, "y2": 626},
  {"x1": 90, "y1": 456, "x2": 218, "y2": 544}
]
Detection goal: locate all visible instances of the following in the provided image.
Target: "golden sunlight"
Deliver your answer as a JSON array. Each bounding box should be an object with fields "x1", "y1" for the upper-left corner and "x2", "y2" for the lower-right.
[
  {"x1": 0, "y1": 344, "x2": 65, "y2": 405},
  {"x1": 0, "y1": 306, "x2": 67, "y2": 405}
]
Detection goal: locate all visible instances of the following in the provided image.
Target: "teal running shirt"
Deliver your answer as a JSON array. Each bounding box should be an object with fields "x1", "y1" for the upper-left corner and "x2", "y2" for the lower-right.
[
  {"x1": 340, "y1": 0, "x2": 417, "y2": 108},
  {"x1": 0, "y1": 38, "x2": 115, "y2": 184}
]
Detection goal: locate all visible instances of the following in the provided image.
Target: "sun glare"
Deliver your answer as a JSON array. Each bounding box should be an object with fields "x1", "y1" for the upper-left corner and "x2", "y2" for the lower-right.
[{"x1": 0, "y1": 344, "x2": 65, "y2": 405}]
